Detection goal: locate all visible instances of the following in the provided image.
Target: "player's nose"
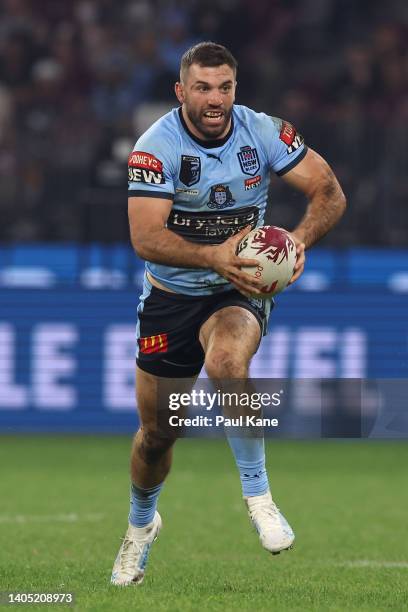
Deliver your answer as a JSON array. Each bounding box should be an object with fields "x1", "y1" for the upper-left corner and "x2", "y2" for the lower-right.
[{"x1": 207, "y1": 92, "x2": 223, "y2": 106}]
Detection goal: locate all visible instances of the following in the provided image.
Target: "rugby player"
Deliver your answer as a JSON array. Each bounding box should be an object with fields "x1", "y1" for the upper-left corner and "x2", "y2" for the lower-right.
[{"x1": 111, "y1": 42, "x2": 346, "y2": 585}]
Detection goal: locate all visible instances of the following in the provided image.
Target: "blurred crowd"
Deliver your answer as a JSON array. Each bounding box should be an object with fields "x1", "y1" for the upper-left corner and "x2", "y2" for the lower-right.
[{"x1": 0, "y1": 0, "x2": 407, "y2": 245}]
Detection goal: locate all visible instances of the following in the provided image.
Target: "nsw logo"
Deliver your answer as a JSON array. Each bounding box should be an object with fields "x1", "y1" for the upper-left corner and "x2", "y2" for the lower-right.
[
  {"x1": 179, "y1": 155, "x2": 201, "y2": 187},
  {"x1": 237, "y1": 145, "x2": 260, "y2": 176},
  {"x1": 207, "y1": 184, "x2": 235, "y2": 210}
]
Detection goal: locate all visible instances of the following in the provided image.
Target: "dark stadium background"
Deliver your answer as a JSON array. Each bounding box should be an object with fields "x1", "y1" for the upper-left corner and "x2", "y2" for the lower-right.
[
  {"x1": 0, "y1": 0, "x2": 407, "y2": 431},
  {"x1": 0, "y1": 3, "x2": 407, "y2": 611}
]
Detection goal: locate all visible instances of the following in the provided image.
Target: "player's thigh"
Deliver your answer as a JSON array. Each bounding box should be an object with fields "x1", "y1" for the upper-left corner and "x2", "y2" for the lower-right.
[
  {"x1": 136, "y1": 365, "x2": 197, "y2": 431},
  {"x1": 199, "y1": 305, "x2": 261, "y2": 367}
]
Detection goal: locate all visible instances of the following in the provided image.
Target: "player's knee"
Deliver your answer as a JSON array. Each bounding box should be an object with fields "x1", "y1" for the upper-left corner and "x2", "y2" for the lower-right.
[
  {"x1": 205, "y1": 348, "x2": 248, "y2": 379},
  {"x1": 138, "y1": 429, "x2": 175, "y2": 465}
]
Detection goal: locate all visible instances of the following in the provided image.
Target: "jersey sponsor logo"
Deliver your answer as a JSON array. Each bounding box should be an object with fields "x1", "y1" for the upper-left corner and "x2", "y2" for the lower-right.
[
  {"x1": 286, "y1": 133, "x2": 304, "y2": 154},
  {"x1": 128, "y1": 167, "x2": 165, "y2": 184},
  {"x1": 176, "y1": 187, "x2": 199, "y2": 196},
  {"x1": 138, "y1": 333, "x2": 168, "y2": 354},
  {"x1": 279, "y1": 121, "x2": 296, "y2": 146},
  {"x1": 167, "y1": 206, "x2": 259, "y2": 244},
  {"x1": 128, "y1": 151, "x2": 165, "y2": 184},
  {"x1": 237, "y1": 145, "x2": 260, "y2": 176},
  {"x1": 128, "y1": 151, "x2": 163, "y2": 172},
  {"x1": 279, "y1": 122, "x2": 304, "y2": 154},
  {"x1": 244, "y1": 175, "x2": 262, "y2": 190},
  {"x1": 179, "y1": 155, "x2": 201, "y2": 187},
  {"x1": 207, "y1": 184, "x2": 235, "y2": 210}
]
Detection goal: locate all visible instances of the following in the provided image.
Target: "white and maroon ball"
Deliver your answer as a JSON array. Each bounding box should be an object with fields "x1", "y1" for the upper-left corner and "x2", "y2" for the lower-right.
[{"x1": 237, "y1": 226, "x2": 297, "y2": 297}]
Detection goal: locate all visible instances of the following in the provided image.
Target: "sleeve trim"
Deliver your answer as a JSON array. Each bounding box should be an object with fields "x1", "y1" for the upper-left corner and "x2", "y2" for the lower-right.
[
  {"x1": 128, "y1": 190, "x2": 174, "y2": 201},
  {"x1": 276, "y1": 146, "x2": 308, "y2": 177}
]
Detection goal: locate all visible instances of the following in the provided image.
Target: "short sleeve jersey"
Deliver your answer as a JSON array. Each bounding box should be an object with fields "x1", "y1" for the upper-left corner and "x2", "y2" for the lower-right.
[{"x1": 128, "y1": 104, "x2": 307, "y2": 295}]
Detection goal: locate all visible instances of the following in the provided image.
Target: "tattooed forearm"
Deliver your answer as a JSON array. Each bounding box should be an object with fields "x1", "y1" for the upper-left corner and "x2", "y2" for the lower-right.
[{"x1": 293, "y1": 167, "x2": 346, "y2": 248}]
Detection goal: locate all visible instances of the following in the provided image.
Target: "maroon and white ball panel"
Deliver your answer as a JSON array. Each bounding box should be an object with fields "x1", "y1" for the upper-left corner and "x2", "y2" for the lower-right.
[{"x1": 237, "y1": 226, "x2": 297, "y2": 297}]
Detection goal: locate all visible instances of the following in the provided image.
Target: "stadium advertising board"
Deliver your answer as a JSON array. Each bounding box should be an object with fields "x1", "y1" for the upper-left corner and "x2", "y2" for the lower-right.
[{"x1": 0, "y1": 288, "x2": 406, "y2": 434}]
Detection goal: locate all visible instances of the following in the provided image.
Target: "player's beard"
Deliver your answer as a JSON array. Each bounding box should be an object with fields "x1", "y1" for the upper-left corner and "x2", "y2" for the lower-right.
[{"x1": 185, "y1": 104, "x2": 233, "y2": 140}]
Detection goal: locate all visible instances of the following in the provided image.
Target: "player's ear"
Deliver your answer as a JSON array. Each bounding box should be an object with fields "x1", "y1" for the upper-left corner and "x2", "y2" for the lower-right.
[{"x1": 175, "y1": 81, "x2": 184, "y2": 104}]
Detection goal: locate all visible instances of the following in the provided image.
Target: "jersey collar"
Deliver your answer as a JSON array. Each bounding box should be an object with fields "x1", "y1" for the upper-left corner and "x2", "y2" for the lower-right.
[{"x1": 178, "y1": 107, "x2": 234, "y2": 149}]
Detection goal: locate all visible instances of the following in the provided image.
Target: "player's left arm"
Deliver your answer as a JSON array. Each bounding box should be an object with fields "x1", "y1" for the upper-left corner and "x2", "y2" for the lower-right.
[{"x1": 282, "y1": 147, "x2": 347, "y2": 283}]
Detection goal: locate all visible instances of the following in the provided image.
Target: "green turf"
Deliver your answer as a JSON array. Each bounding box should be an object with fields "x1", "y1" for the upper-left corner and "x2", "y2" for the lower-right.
[{"x1": 0, "y1": 437, "x2": 407, "y2": 611}]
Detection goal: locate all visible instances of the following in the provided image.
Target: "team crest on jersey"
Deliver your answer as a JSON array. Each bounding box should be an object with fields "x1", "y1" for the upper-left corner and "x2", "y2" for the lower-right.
[
  {"x1": 207, "y1": 184, "x2": 236, "y2": 210},
  {"x1": 179, "y1": 155, "x2": 201, "y2": 187},
  {"x1": 237, "y1": 145, "x2": 260, "y2": 176}
]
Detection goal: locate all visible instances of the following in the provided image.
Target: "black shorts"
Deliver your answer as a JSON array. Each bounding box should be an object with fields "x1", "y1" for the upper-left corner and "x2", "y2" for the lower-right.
[{"x1": 136, "y1": 280, "x2": 273, "y2": 378}]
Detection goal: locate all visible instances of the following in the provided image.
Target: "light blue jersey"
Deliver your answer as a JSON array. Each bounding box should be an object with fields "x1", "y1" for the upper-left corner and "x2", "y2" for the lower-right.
[{"x1": 128, "y1": 105, "x2": 307, "y2": 295}]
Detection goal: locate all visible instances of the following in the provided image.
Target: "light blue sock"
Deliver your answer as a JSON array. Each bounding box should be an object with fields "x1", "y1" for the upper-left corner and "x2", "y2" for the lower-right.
[
  {"x1": 227, "y1": 436, "x2": 269, "y2": 497},
  {"x1": 128, "y1": 482, "x2": 163, "y2": 527}
]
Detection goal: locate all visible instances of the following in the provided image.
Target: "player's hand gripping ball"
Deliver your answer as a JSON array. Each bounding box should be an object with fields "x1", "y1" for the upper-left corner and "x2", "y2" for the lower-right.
[{"x1": 237, "y1": 226, "x2": 297, "y2": 297}]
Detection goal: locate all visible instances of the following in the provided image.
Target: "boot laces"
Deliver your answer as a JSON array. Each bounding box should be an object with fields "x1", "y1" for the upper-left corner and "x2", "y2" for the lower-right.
[{"x1": 118, "y1": 536, "x2": 144, "y2": 575}]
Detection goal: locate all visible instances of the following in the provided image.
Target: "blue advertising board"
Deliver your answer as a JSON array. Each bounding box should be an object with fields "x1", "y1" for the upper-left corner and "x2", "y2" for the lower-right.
[{"x1": 0, "y1": 286, "x2": 407, "y2": 433}]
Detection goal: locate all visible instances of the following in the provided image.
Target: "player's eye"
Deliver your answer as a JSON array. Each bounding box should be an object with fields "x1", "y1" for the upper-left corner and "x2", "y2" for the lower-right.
[{"x1": 221, "y1": 86, "x2": 232, "y2": 92}]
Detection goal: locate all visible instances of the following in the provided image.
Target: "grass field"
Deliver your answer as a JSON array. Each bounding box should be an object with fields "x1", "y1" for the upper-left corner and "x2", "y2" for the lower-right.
[{"x1": 1, "y1": 437, "x2": 407, "y2": 612}]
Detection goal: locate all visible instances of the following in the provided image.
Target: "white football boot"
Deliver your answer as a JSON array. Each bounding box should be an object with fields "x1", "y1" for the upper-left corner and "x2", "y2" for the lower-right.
[
  {"x1": 111, "y1": 512, "x2": 162, "y2": 586},
  {"x1": 244, "y1": 491, "x2": 295, "y2": 554}
]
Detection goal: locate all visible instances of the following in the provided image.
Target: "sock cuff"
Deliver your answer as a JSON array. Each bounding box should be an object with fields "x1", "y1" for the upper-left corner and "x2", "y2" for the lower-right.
[{"x1": 131, "y1": 482, "x2": 163, "y2": 498}]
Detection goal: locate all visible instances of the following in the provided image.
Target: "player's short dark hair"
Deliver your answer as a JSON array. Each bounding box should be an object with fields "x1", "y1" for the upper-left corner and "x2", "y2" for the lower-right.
[{"x1": 180, "y1": 42, "x2": 238, "y2": 80}]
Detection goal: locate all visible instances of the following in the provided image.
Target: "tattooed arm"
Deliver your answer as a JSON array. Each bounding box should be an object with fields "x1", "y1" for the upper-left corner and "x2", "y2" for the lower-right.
[
  {"x1": 282, "y1": 147, "x2": 347, "y2": 249},
  {"x1": 278, "y1": 147, "x2": 346, "y2": 284}
]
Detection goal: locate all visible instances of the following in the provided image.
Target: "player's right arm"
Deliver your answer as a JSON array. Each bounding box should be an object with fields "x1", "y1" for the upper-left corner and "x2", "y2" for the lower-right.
[{"x1": 129, "y1": 196, "x2": 263, "y2": 296}]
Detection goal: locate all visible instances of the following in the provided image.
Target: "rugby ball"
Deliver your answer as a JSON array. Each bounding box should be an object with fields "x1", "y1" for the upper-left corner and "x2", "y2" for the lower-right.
[{"x1": 237, "y1": 226, "x2": 297, "y2": 297}]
